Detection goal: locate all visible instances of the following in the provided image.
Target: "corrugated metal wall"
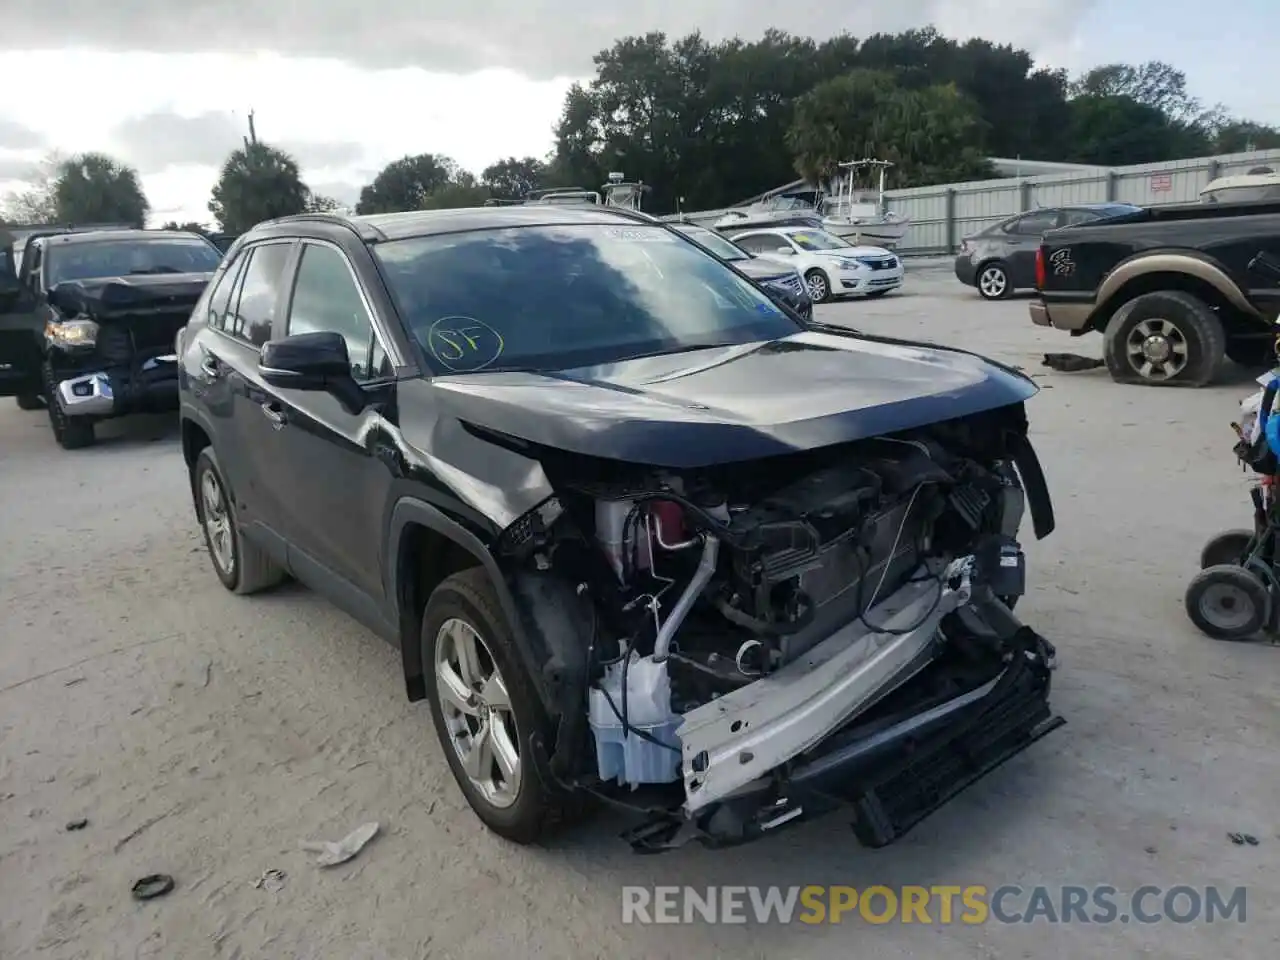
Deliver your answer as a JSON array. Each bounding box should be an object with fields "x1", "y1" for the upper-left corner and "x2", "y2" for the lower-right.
[{"x1": 887, "y1": 148, "x2": 1280, "y2": 255}]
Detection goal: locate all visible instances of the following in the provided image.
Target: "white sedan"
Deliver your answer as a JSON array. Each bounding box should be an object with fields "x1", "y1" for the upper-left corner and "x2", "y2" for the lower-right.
[{"x1": 730, "y1": 226, "x2": 905, "y2": 303}]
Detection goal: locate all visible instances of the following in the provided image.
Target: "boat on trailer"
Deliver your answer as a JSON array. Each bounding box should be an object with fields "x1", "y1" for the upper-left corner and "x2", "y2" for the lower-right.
[{"x1": 818, "y1": 159, "x2": 911, "y2": 248}]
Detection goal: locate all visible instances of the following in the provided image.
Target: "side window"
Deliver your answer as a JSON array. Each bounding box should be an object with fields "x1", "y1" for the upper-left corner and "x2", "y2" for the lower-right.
[
  {"x1": 226, "y1": 243, "x2": 292, "y2": 347},
  {"x1": 736, "y1": 236, "x2": 770, "y2": 255},
  {"x1": 1060, "y1": 209, "x2": 1100, "y2": 227},
  {"x1": 205, "y1": 255, "x2": 246, "y2": 330},
  {"x1": 286, "y1": 243, "x2": 392, "y2": 383},
  {"x1": 1007, "y1": 211, "x2": 1061, "y2": 236}
]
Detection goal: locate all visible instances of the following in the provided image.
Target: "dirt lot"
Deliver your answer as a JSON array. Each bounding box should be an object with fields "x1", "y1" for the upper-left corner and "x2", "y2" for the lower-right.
[{"x1": 2, "y1": 263, "x2": 1277, "y2": 959}]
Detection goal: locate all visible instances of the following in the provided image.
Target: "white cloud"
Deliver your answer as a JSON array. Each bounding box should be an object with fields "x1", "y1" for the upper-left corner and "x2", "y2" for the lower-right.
[
  {"x1": 0, "y1": 49, "x2": 576, "y2": 225},
  {"x1": 0, "y1": 2, "x2": 1094, "y2": 80}
]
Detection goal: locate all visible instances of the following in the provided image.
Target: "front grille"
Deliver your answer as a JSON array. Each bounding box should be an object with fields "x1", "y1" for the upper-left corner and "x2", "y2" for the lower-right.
[
  {"x1": 857, "y1": 256, "x2": 898, "y2": 271},
  {"x1": 96, "y1": 316, "x2": 186, "y2": 365},
  {"x1": 766, "y1": 274, "x2": 806, "y2": 297}
]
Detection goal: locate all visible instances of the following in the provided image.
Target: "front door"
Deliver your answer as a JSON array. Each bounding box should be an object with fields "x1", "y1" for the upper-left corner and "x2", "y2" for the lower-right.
[
  {"x1": 199, "y1": 240, "x2": 298, "y2": 538},
  {"x1": 258, "y1": 240, "x2": 398, "y2": 611}
]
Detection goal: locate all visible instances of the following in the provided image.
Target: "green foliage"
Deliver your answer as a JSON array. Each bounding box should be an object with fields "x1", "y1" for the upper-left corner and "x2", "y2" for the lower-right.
[
  {"x1": 547, "y1": 28, "x2": 1275, "y2": 213},
  {"x1": 208, "y1": 142, "x2": 308, "y2": 234},
  {"x1": 480, "y1": 156, "x2": 550, "y2": 200},
  {"x1": 355, "y1": 154, "x2": 461, "y2": 214},
  {"x1": 304, "y1": 192, "x2": 341, "y2": 213},
  {"x1": 161, "y1": 221, "x2": 209, "y2": 234},
  {"x1": 419, "y1": 182, "x2": 493, "y2": 209},
  {"x1": 52, "y1": 152, "x2": 149, "y2": 227}
]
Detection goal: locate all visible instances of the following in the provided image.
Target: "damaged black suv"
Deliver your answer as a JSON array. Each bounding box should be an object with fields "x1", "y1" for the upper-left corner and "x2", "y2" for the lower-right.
[{"x1": 178, "y1": 206, "x2": 1062, "y2": 851}]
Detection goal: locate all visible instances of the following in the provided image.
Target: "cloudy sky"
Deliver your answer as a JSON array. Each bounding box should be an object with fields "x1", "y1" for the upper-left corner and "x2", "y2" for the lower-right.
[{"x1": 0, "y1": 1, "x2": 1271, "y2": 225}]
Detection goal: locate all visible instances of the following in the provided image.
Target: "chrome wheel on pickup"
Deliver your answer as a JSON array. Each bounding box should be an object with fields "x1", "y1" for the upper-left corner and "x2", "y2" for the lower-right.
[{"x1": 1103, "y1": 290, "x2": 1225, "y2": 387}]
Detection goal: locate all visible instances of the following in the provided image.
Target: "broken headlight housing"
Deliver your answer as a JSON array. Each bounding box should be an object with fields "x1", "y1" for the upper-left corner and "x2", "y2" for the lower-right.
[{"x1": 45, "y1": 317, "x2": 99, "y2": 350}]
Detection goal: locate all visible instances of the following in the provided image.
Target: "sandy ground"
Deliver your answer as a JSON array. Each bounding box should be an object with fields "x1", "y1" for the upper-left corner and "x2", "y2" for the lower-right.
[{"x1": 2, "y1": 265, "x2": 1279, "y2": 959}]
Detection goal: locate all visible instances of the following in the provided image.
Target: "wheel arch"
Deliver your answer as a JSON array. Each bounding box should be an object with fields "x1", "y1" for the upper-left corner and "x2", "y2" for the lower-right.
[
  {"x1": 1091, "y1": 252, "x2": 1264, "y2": 335},
  {"x1": 180, "y1": 412, "x2": 216, "y2": 511},
  {"x1": 387, "y1": 497, "x2": 584, "y2": 717}
]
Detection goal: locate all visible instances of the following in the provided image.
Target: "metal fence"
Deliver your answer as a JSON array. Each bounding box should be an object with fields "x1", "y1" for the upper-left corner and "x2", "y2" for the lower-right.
[{"x1": 886, "y1": 148, "x2": 1280, "y2": 256}]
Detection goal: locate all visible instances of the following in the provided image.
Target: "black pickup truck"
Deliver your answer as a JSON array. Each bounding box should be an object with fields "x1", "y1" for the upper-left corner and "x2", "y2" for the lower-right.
[
  {"x1": 1029, "y1": 201, "x2": 1280, "y2": 386},
  {"x1": 1, "y1": 228, "x2": 223, "y2": 448}
]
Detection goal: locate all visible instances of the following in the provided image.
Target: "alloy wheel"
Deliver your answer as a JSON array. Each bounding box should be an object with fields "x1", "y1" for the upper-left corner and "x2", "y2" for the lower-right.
[
  {"x1": 435, "y1": 617, "x2": 522, "y2": 808},
  {"x1": 201, "y1": 470, "x2": 236, "y2": 577},
  {"x1": 806, "y1": 272, "x2": 829, "y2": 302},
  {"x1": 1125, "y1": 317, "x2": 1189, "y2": 381},
  {"x1": 979, "y1": 266, "x2": 1008, "y2": 298}
]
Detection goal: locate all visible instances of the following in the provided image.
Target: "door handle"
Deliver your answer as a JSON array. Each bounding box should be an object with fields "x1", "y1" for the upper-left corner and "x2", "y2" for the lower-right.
[
  {"x1": 200, "y1": 356, "x2": 222, "y2": 379},
  {"x1": 261, "y1": 401, "x2": 287, "y2": 427}
]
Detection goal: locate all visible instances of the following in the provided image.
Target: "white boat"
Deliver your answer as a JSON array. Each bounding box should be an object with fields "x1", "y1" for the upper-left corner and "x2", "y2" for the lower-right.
[
  {"x1": 818, "y1": 159, "x2": 911, "y2": 248},
  {"x1": 711, "y1": 196, "x2": 823, "y2": 235},
  {"x1": 600, "y1": 172, "x2": 650, "y2": 211}
]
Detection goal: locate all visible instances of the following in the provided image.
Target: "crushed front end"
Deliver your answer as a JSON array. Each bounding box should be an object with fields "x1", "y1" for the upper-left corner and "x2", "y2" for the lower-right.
[
  {"x1": 498, "y1": 399, "x2": 1063, "y2": 851},
  {"x1": 44, "y1": 273, "x2": 210, "y2": 422}
]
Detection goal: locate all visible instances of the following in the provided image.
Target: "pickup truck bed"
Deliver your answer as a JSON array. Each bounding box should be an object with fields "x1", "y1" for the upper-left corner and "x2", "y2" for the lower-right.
[{"x1": 1030, "y1": 200, "x2": 1280, "y2": 386}]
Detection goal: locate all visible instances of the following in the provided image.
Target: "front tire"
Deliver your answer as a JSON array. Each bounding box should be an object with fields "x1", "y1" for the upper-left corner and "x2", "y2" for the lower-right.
[
  {"x1": 1185, "y1": 564, "x2": 1270, "y2": 640},
  {"x1": 16, "y1": 393, "x2": 43, "y2": 410},
  {"x1": 1103, "y1": 290, "x2": 1225, "y2": 387},
  {"x1": 976, "y1": 262, "x2": 1011, "y2": 300},
  {"x1": 192, "y1": 447, "x2": 284, "y2": 594},
  {"x1": 804, "y1": 269, "x2": 833, "y2": 304},
  {"x1": 423, "y1": 567, "x2": 585, "y2": 844}
]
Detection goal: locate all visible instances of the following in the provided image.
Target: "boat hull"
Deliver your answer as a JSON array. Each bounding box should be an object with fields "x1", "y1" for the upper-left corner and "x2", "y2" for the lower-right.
[{"x1": 822, "y1": 218, "x2": 912, "y2": 247}]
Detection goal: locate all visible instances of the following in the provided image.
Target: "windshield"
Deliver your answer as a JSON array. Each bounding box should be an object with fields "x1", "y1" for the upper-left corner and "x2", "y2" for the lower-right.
[
  {"x1": 786, "y1": 230, "x2": 849, "y2": 252},
  {"x1": 374, "y1": 223, "x2": 802, "y2": 374},
  {"x1": 46, "y1": 238, "x2": 222, "y2": 287},
  {"x1": 673, "y1": 225, "x2": 749, "y2": 262}
]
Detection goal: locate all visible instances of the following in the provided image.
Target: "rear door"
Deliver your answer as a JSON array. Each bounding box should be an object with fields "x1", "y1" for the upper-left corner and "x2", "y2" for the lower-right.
[
  {"x1": 190, "y1": 240, "x2": 297, "y2": 546},
  {"x1": 1002, "y1": 209, "x2": 1064, "y2": 287},
  {"x1": 256, "y1": 240, "x2": 398, "y2": 613}
]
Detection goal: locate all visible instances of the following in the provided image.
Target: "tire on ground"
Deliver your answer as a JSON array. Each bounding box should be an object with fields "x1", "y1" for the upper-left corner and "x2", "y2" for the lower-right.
[
  {"x1": 1102, "y1": 289, "x2": 1226, "y2": 387},
  {"x1": 193, "y1": 446, "x2": 285, "y2": 595},
  {"x1": 16, "y1": 394, "x2": 43, "y2": 410},
  {"x1": 1224, "y1": 336, "x2": 1276, "y2": 369},
  {"x1": 976, "y1": 261, "x2": 1011, "y2": 300},
  {"x1": 422, "y1": 566, "x2": 589, "y2": 844}
]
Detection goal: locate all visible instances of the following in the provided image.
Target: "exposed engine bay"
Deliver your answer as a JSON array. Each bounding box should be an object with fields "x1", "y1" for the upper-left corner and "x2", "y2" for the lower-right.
[{"x1": 495, "y1": 404, "x2": 1062, "y2": 850}]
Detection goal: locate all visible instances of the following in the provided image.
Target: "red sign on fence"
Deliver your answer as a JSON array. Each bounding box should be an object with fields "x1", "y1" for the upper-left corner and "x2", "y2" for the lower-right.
[{"x1": 1150, "y1": 173, "x2": 1173, "y2": 193}]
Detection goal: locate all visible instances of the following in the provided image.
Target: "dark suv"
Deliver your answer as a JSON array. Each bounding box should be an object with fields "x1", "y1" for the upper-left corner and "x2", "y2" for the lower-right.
[{"x1": 179, "y1": 207, "x2": 1060, "y2": 852}]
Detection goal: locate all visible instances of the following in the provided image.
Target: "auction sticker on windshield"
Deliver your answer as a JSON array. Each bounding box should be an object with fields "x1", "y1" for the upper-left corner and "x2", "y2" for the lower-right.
[{"x1": 426, "y1": 316, "x2": 505, "y2": 372}]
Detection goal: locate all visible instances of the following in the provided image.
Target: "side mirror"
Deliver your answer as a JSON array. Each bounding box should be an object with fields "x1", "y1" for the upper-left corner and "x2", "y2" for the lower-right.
[
  {"x1": 259, "y1": 331, "x2": 367, "y2": 412},
  {"x1": 775, "y1": 247, "x2": 796, "y2": 256}
]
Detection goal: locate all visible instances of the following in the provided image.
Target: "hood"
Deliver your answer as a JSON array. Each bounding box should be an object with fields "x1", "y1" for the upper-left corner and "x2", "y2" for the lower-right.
[
  {"x1": 50, "y1": 272, "x2": 213, "y2": 321},
  {"x1": 430, "y1": 329, "x2": 1037, "y2": 469},
  {"x1": 811, "y1": 245, "x2": 893, "y2": 260},
  {"x1": 735, "y1": 259, "x2": 795, "y2": 283}
]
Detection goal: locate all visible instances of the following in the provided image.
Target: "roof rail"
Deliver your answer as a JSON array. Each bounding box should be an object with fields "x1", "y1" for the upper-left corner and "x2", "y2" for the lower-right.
[{"x1": 267, "y1": 212, "x2": 386, "y2": 242}]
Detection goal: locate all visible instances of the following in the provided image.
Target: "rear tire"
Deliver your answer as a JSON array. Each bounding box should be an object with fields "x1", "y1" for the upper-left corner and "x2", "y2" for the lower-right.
[
  {"x1": 1185, "y1": 564, "x2": 1270, "y2": 640},
  {"x1": 1200, "y1": 529, "x2": 1255, "y2": 569},
  {"x1": 192, "y1": 446, "x2": 284, "y2": 595},
  {"x1": 976, "y1": 262, "x2": 1011, "y2": 300},
  {"x1": 15, "y1": 394, "x2": 42, "y2": 410},
  {"x1": 1102, "y1": 290, "x2": 1225, "y2": 387},
  {"x1": 1225, "y1": 337, "x2": 1276, "y2": 369},
  {"x1": 422, "y1": 567, "x2": 587, "y2": 844}
]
